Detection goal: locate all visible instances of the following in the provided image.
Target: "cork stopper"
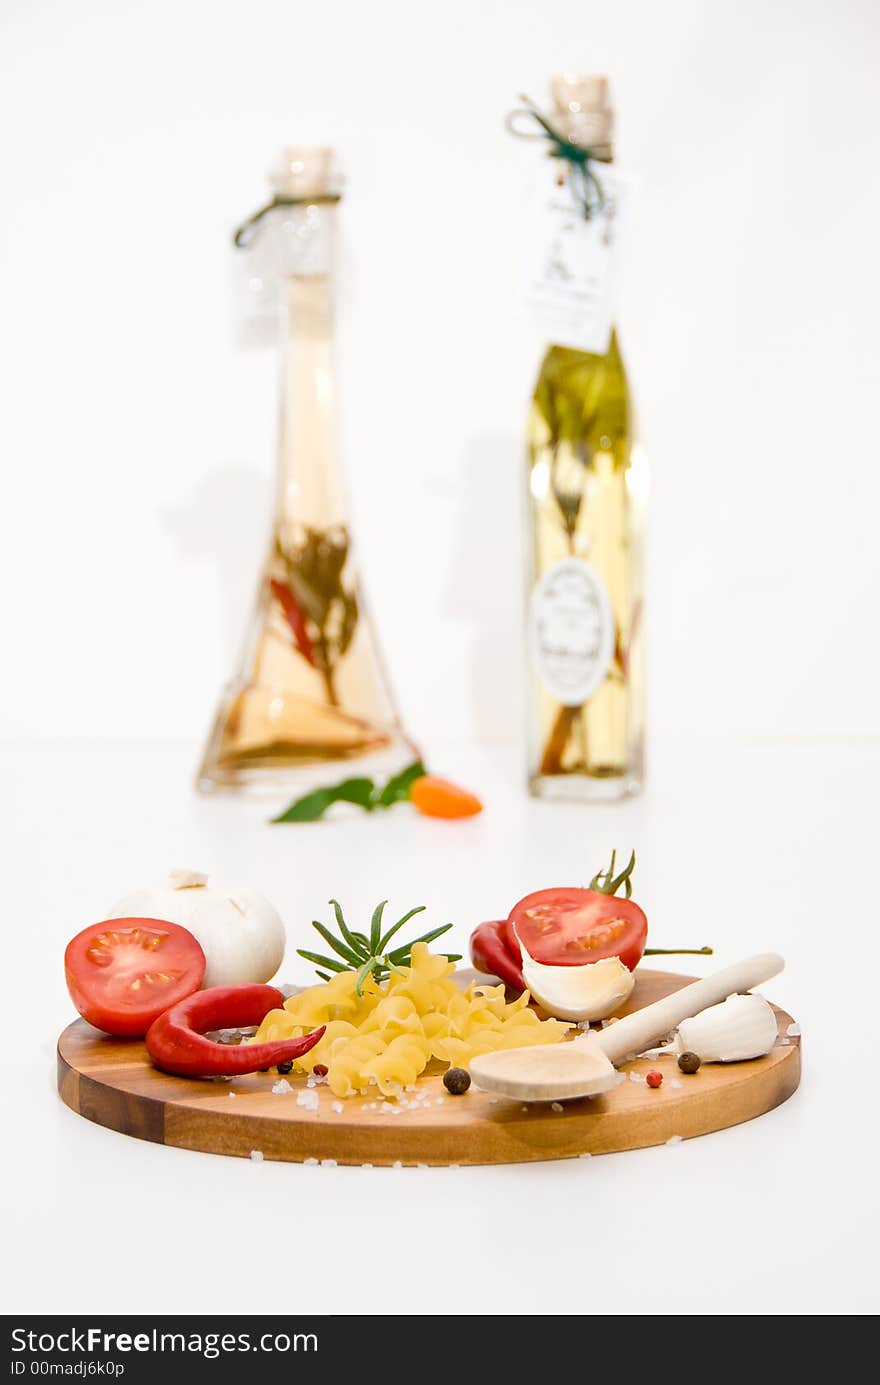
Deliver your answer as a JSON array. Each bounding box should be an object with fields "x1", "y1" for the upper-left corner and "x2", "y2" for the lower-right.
[
  {"x1": 270, "y1": 147, "x2": 338, "y2": 198},
  {"x1": 550, "y1": 75, "x2": 613, "y2": 156}
]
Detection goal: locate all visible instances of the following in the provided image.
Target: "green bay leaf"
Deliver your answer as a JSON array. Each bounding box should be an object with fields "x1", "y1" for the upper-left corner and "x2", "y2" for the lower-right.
[
  {"x1": 374, "y1": 760, "x2": 427, "y2": 808},
  {"x1": 271, "y1": 776, "x2": 376, "y2": 823}
]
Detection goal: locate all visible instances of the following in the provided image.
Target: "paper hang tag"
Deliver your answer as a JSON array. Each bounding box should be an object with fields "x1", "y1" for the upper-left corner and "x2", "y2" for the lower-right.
[{"x1": 522, "y1": 160, "x2": 631, "y2": 356}]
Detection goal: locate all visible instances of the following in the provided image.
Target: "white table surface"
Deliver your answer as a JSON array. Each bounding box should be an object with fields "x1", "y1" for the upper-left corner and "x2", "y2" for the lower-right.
[{"x1": 3, "y1": 737, "x2": 877, "y2": 1316}]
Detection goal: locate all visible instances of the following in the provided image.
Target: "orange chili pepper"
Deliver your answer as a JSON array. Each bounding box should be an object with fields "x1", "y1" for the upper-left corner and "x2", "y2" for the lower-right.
[{"x1": 411, "y1": 775, "x2": 483, "y2": 820}]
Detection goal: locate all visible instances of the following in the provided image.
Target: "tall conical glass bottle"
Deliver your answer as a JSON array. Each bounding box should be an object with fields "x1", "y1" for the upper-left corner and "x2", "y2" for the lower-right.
[
  {"x1": 198, "y1": 148, "x2": 416, "y2": 793},
  {"x1": 525, "y1": 78, "x2": 646, "y2": 801}
]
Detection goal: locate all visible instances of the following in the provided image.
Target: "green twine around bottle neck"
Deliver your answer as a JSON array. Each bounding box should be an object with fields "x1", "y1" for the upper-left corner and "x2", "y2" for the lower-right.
[
  {"x1": 232, "y1": 192, "x2": 342, "y2": 250},
  {"x1": 506, "y1": 94, "x2": 609, "y2": 219}
]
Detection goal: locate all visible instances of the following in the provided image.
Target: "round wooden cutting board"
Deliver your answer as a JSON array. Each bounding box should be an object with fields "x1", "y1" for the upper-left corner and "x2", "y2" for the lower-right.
[{"x1": 57, "y1": 970, "x2": 801, "y2": 1166}]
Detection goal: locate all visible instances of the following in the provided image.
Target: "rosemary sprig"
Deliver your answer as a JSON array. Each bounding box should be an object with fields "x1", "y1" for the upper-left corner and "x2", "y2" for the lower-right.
[{"x1": 297, "y1": 900, "x2": 461, "y2": 993}]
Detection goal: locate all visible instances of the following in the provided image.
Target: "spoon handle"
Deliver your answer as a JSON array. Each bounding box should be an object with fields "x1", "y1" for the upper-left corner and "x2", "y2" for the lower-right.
[{"x1": 596, "y1": 953, "x2": 784, "y2": 1067}]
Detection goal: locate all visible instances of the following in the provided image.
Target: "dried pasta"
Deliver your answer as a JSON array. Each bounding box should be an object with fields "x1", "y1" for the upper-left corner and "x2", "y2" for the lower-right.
[{"x1": 250, "y1": 942, "x2": 570, "y2": 1097}]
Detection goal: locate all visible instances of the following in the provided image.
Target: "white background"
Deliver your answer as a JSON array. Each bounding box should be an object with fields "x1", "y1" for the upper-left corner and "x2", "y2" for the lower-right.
[
  {"x1": 3, "y1": 0, "x2": 880, "y2": 748},
  {"x1": 2, "y1": 0, "x2": 879, "y2": 1321}
]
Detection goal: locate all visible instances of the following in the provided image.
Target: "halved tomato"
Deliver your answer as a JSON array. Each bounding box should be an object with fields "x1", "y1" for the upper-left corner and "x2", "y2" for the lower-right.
[
  {"x1": 504, "y1": 887, "x2": 647, "y2": 972},
  {"x1": 64, "y1": 918, "x2": 206, "y2": 1036}
]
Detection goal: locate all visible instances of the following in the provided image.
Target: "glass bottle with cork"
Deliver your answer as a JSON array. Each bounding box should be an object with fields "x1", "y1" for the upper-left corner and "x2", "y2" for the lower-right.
[
  {"x1": 519, "y1": 77, "x2": 646, "y2": 801},
  {"x1": 197, "y1": 148, "x2": 416, "y2": 793}
]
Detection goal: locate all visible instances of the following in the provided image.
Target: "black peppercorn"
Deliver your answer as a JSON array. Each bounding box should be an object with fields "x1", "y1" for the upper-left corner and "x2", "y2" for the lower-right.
[
  {"x1": 276, "y1": 1059, "x2": 294, "y2": 1075},
  {"x1": 677, "y1": 1051, "x2": 701, "y2": 1074},
  {"x1": 443, "y1": 1067, "x2": 471, "y2": 1095}
]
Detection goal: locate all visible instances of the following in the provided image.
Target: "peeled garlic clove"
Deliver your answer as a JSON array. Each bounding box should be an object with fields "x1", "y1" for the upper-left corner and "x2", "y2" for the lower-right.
[
  {"x1": 674, "y1": 992, "x2": 778, "y2": 1063},
  {"x1": 517, "y1": 934, "x2": 635, "y2": 1021}
]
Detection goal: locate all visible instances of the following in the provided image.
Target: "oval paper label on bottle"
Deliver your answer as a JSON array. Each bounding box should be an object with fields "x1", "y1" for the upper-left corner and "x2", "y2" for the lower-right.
[{"x1": 529, "y1": 558, "x2": 615, "y2": 706}]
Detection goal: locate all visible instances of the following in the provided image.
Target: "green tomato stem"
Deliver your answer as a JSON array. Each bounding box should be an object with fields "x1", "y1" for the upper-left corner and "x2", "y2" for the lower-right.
[{"x1": 643, "y1": 946, "x2": 713, "y2": 957}]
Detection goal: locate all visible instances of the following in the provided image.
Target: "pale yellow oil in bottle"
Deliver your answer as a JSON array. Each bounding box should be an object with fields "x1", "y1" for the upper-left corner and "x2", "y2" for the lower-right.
[{"x1": 526, "y1": 332, "x2": 645, "y2": 800}]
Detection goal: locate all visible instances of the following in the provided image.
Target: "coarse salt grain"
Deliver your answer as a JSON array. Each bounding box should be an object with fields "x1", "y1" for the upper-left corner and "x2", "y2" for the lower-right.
[
  {"x1": 551, "y1": 1102, "x2": 564, "y2": 1113},
  {"x1": 272, "y1": 1078, "x2": 293, "y2": 1095},
  {"x1": 665, "y1": 1135, "x2": 683, "y2": 1147},
  {"x1": 392, "y1": 1160, "x2": 403, "y2": 1169},
  {"x1": 579, "y1": 1152, "x2": 592, "y2": 1159},
  {"x1": 250, "y1": 1150, "x2": 264, "y2": 1162},
  {"x1": 787, "y1": 1022, "x2": 801, "y2": 1037},
  {"x1": 629, "y1": 1071, "x2": 646, "y2": 1084},
  {"x1": 321, "y1": 1158, "x2": 338, "y2": 1167},
  {"x1": 331, "y1": 1101, "x2": 344, "y2": 1114},
  {"x1": 296, "y1": 1088, "x2": 320, "y2": 1111},
  {"x1": 304, "y1": 1157, "x2": 319, "y2": 1166},
  {"x1": 670, "y1": 1079, "x2": 682, "y2": 1089},
  {"x1": 435, "y1": 1096, "x2": 445, "y2": 1105},
  {"x1": 228, "y1": 1091, "x2": 236, "y2": 1099}
]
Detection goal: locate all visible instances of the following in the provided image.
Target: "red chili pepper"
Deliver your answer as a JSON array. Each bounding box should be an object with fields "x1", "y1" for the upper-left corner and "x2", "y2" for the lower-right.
[
  {"x1": 646, "y1": 1069, "x2": 663, "y2": 1089},
  {"x1": 269, "y1": 577, "x2": 316, "y2": 667},
  {"x1": 145, "y1": 984, "x2": 325, "y2": 1078},
  {"x1": 470, "y1": 920, "x2": 526, "y2": 993}
]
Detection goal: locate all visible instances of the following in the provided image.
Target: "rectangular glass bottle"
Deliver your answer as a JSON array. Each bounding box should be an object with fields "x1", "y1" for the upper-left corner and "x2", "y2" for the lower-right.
[{"x1": 525, "y1": 78, "x2": 646, "y2": 801}]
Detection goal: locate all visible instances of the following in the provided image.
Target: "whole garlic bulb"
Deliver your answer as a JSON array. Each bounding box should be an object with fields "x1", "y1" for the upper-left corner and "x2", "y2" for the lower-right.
[
  {"x1": 675, "y1": 992, "x2": 778, "y2": 1063},
  {"x1": 110, "y1": 870, "x2": 286, "y2": 989}
]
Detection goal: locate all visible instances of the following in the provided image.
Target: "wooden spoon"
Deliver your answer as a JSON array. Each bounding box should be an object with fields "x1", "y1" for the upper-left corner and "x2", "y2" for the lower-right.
[{"x1": 469, "y1": 953, "x2": 784, "y2": 1102}]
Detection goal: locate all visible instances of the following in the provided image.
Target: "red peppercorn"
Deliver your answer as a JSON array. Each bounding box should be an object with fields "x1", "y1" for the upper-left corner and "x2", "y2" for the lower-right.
[
  {"x1": 313, "y1": 1063, "x2": 329, "y2": 1077},
  {"x1": 646, "y1": 1069, "x2": 663, "y2": 1089}
]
